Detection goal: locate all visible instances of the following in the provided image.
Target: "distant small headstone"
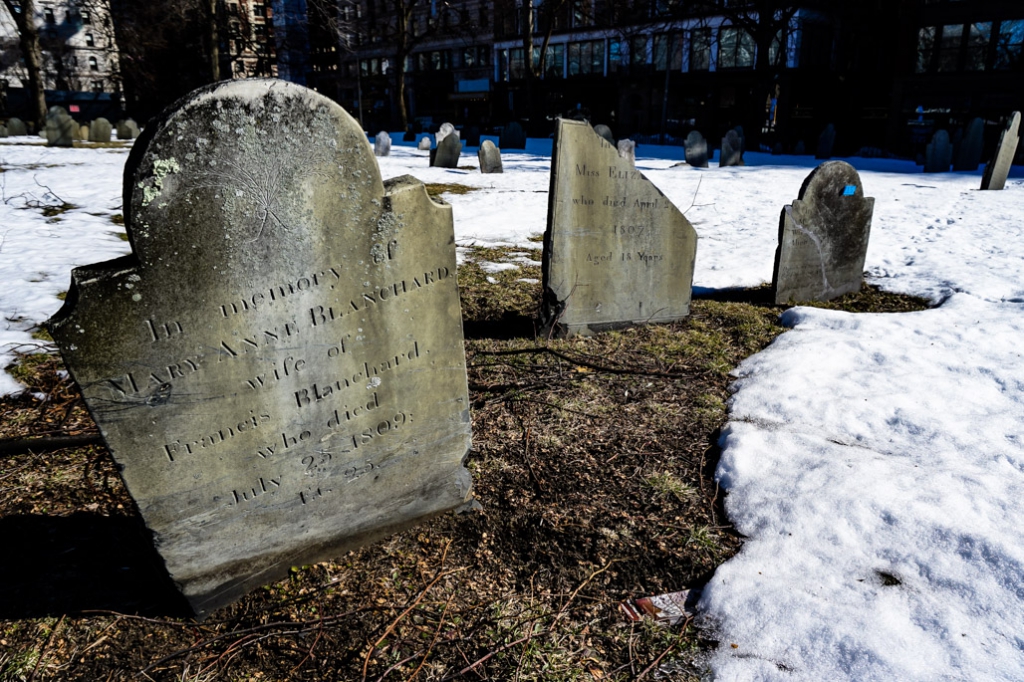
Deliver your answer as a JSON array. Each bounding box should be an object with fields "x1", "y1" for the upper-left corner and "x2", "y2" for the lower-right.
[
  {"x1": 593, "y1": 124, "x2": 615, "y2": 145},
  {"x1": 417, "y1": 136, "x2": 432, "y2": 150},
  {"x1": 541, "y1": 118, "x2": 698, "y2": 336},
  {"x1": 431, "y1": 131, "x2": 461, "y2": 168},
  {"x1": 794, "y1": 140, "x2": 806, "y2": 155},
  {"x1": 463, "y1": 126, "x2": 481, "y2": 147},
  {"x1": 76, "y1": 123, "x2": 88, "y2": 140},
  {"x1": 374, "y1": 130, "x2": 391, "y2": 157},
  {"x1": 720, "y1": 130, "x2": 743, "y2": 167},
  {"x1": 7, "y1": 117, "x2": 27, "y2": 136},
  {"x1": 773, "y1": 142, "x2": 784, "y2": 155},
  {"x1": 816, "y1": 124, "x2": 836, "y2": 160},
  {"x1": 772, "y1": 160, "x2": 874, "y2": 304},
  {"x1": 684, "y1": 131, "x2": 708, "y2": 168},
  {"x1": 981, "y1": 111, "x2": 1021, "y2": 191},
  {"x1": 89, "y1": 117, "x2": 112, "y2": 143},
  {"x1": 477, "y1": 140, "x2": 502, "y2": 173},
  {"x1": 0, "y1": 124, "x2": 7, "y2": 138},
  {"x1": 499, "y1": 122, "x2": 526, "y2": 150},
  {"x1": 45, "y1": 106, "x2": 75, "y2": 147},
  {"x1": 436, "y1": 122, "x2": 457, "y2": 143},
  {"x1": 953, "y1": 117, "x2": 984, "y2": 171},
  {"x1": 924, "y1": 130, "x2": 952, "y2": 173},
  {"x1": 617, "y1": 139, "x2": 636, "y2": 164},
  {"x1": 116, "y1": 119, "x2": 138, "y2": 140},
  {"x1": 47, "y1": 79, "x2": 473, "y2": 617}
]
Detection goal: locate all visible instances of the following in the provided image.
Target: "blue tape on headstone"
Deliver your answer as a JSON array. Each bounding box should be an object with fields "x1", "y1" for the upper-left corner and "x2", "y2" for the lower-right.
[{"x1": 843, "y1": 185, "x2": 857, "y2": 196}]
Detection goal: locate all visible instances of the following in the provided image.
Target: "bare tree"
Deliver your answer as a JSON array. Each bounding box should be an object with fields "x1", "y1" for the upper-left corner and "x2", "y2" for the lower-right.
[{"x1": 0, "y1": 0, "x2": 47, "y2": 128}]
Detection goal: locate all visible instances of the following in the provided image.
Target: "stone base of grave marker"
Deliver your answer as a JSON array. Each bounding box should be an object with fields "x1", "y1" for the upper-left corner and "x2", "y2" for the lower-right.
[
  {"x1": 540, "y1": 119, "x2": 697, "y2": 336},
  {"x1": 48, "y1": 79, "x2": 473, "y2": 618}
]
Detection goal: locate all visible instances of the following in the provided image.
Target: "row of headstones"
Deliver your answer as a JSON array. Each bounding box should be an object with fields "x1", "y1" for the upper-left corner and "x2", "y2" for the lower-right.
[
  {"x1": 0, "y1": 108, "x2": 139, "y2": 144},
  {"x1": 42, "y1": 80, "x2": 1017, "y2": 619},
  {"x1": 925, "y1": 113, "x2": 1021, "y2": 189},
  {"x1": 373, "y1": 124, "x2": 504, "y2": 173}
]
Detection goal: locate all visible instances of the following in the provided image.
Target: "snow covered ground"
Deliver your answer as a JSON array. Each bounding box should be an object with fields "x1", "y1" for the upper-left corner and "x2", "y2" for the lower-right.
[{"x1": 2, "y1": 132, "x2": 1023, "y2": 679}]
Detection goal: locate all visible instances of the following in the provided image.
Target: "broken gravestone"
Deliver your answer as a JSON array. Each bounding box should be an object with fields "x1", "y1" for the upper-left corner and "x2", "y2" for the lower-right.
[
  {"x1": 772, "y1": 160, "x2": 874, "y2": 304},
  {"x1": 7, "y1": 117, "x2": 27, "y2": 136},
  {"x1": 430, "y1": 132, "x2": 461, "y2": 168},
  {"x1": 684, "y1": 131, "x2": 708, "y2": 168},
  {"x1": 953, "y1": 117, "x2": 984, "y2": 171},
  {"x1": 593, "y1": 124, "x2": 615, "y2": 145},
  {"x1": 924, "y1": 130, "x2": 952, "y2": 172},
  {"x1": 45, "y1": 106, "x2": 75, "y2": 147},
  {"x1": 981, "y1": 111, "x2": 1021, "y2": 191},
  {"x1": 89, "y1": 117, "x2": 112, "y2": 143},
  {"x1": 719, "y1": 129, "x2": 743, "y2": 167},
  {"x1": 617, "y1": 139, "x2": 636, "y2": 164},
  {"x1": 374, "y1": 131, "x2": 391, "y2": 157},
  {"x1": 540, "y1": 118, "x2": 698, "y2": 336},
  {"x1": 478, "y1": 140, "x2": 503, "y2": 173},
  {"x1": 436, "y1": 122, "x2": 458, "y2": 143},
  {"x1": 47, "y1": 79, "x2": 473, "y2": 618}
]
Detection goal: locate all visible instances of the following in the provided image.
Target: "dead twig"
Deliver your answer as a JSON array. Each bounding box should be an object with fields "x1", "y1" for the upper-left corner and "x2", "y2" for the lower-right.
[
  {"x1": 403, "y1": 593, "x2": 453, "y2": 682},
  {"x1": 0, "y1": 433, "x2": 103, "y2": 457},
  {"x1": 28, "y1": 614, "x2": 64, "y2": 682},
  {"x1": 634, "y1": 617, "x2": 692, "y2": 681}
]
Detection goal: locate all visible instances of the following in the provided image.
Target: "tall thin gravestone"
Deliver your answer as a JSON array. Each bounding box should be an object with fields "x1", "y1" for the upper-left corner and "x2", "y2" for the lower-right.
[
  {"x1": 684, "y1": 131, "x2": 708, "y2": 168},
  {"x1": 981, "y1": 111, "x2": 1021, "y2": 191},
  {"x1": 772, "y1": 161, "x2": 874, "y2": 304},
  {"x1": 924, "y1": 130, "x2": 952, "y2": 173},
  {"x1": 47, "y1": 79, "x2": 473, "y2": 617},
  {"x1": 374, "y1": 130, "x2": 391, "y2": 157},
  {"x1": 541, "y1": 118, "x2": 698, "y2": 336},
  {"x1": 720, "y1": 130, "x2": 743, "y2": 167},
  {"x1": 45, "y1": 106, "x2": 75, "y2": 147},
  {"x1": 478, "y1": 140, "x2": 503, "y2": 173}
]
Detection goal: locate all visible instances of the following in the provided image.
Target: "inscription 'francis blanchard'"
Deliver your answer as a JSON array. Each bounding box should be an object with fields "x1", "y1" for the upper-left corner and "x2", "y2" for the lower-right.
[
  {"x1": 541, "y1": 119, "x2": 698, "y2": 336},
  {"x1": 47, "y1": 79, "x2": 472, "y2": 619}
]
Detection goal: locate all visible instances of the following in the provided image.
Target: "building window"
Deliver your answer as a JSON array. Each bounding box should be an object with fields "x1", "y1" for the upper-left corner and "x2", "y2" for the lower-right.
[
  {"x1": 937, "y1": 24, "x2": 963, "y2": 71},
  {"x1": 994, "y1": 19, "x2": 1023, "y2": 70},
  {"x1": 568, "y1": 39, "x2": 604, "y2": 76},
  {"x1": 964, "y1": 22, "x2": 992, "y2": 71},
  {"x1": 92, "y1": 80, "x2": 104, "y2": 92},
  {"x1": 608, "y1": 38, "x2": 622, "y2": 74},
  {"x1": 44, "y1": 7, "x2": 55, "y2": 23},
  {"x1": 81, "y1": 10, "x2": 90, "y2": 24},
  {"x1": 654, "y1": 33, "x2": 683, "y2": 71},
  {"x1": 85, "y1": 33, "x2": 95, "y2": 47},
  {"x1": 89, "y1": 56, "x2": 99, "y2": 71},
  {"x1": 509, "y1": 47, "x2": 525, "y2": 79},
  {"x1": 543, "y1": 43, "x2": 564, "y2": 78},
  {"x1": 630, "y1": 35, "x2": 649, "y2": 68},
  {"x1": 916, "y1": 26, "x2": 936, "y2": 72},
  {"x1": 718, "y1": 26, "x2": 755, "y2": 68},
  {"x1": 570, "y1": 0, "x2": 592, "y2": 28},
  {"x1": 769, "y1": 28, "x2": 786, "y2": 67},
  {"x1": 689, "y1": 28, "x2": 711, "y2": 71}
]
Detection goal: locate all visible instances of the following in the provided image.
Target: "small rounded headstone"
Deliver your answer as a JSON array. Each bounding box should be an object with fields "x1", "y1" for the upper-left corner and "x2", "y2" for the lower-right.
[
  {"x1": 89, "y1": 117, "x2": 112, "y2": 143},
  {"x1": 924, "y1": 130, "x2": 952, "y2": 173},
  {"x1": 720, "y1": 130, "x2": 744, "y2": 167},
  {"x1": 418, "y1": 136, "x2": 432, "y2": 150},
  {"x1": 77, "y1": 124, "x2": 89, "y2": 140},
  {"x1": 374, "y1": 130, "x2": 391, "y2": 157},
  {"x1": 684, "y1": 130, "x2": 708, "y2": 168},
  {"x1": 463, "y1": 126, "x2": 481, "y2": 147},
  {"x1": 477, "y1": 140, "x2": 503, "y2": 174},
  {"x1": 794, "y1": 140, "x2": 806, "y2": 155},
  {"x1": 45, "y1": 106, "x2": 75, "y2": 147},
  {"x1": 7, "y1": 117, "x2": 27, "y2": 136},
  {"x1": 0, "y1": 124, "x2": 7, "y2": 138},
  {"x1": 593, "y1": 124, "x2": 614, "y2": 145},
  {"x1": 116, "y1": 119, "x2": 137, "y2": 140}
]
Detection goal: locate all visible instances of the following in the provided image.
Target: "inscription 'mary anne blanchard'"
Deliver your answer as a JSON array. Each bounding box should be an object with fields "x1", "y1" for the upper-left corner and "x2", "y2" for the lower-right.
[
  {"x1": 541, "y1": 119, "x2": 697, "y2": 336},
  {"x1": 48, "y1": 79, "x2": 472, "y2": 618}
]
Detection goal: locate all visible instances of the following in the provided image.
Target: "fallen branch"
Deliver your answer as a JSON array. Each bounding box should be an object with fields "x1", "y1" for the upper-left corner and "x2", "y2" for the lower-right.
[{"x1": 0, "y1": 433, "x2": 102, "y2": 457}]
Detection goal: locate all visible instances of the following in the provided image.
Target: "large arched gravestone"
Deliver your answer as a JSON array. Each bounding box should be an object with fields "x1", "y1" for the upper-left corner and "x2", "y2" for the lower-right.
[
  {"x1": 48, "y1": 79, "x2": 473, "y2": 617},
  {"x1": 772, "y1": 161, "x2": 874, "y2": 304}
]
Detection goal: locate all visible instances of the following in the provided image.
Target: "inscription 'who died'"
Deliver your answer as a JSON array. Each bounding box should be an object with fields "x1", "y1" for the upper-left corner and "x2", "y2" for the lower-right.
[{"x1": 48, "y1": 79, "x2": 472, "y2": 618}]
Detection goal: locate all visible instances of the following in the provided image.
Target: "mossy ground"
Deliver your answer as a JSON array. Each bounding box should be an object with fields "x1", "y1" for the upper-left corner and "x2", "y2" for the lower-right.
[{"x1": 0, "y1": 246, "x2": 929, "y2": 681}]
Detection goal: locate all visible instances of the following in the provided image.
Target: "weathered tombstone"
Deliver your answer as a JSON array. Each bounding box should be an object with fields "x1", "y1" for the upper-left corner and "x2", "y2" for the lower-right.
[
  {"x1": 417, "y1": 136, "x2": 432, "y2": 150},
  {"x1": 593, "y1": 124, "x2": 615, "y2": 145},
  {"x1": 953, "y1": 117, "x2": 984, "y2": 171},
  {"x1": 76, "y1": 123, "x2": 89, "y2": 140},
  {"x1": 0, "y1": 124, "x2": 7, "y2": 138},
  {"x1": 719, "y1": 130, "x2": 743, "y2": 167},
  {"x1": 540, "y1": 118, "x2": 698, "y2": 336},
  {"x1": 45, "y1": 106, "x2": 75, "y2": 147},
  {"x1": 981, "y1": 111, "x2": 1021, "y2": 191},
  {"x1": 924, "y1": 130, "x2": 952, "y2": 173},
  {"x1": 47, "y1": 79, "x2": 473, "y2": 617},
  {"x1": 617, "y1": 139, "x2": 636, "y2": 164},
  {"x1": 816, "y1": 124, "x2": 836, "y2": 160},
  {"x1": 463, "y1": 126, "x2": 481, "y2": 147},
  {"x1": 684, "y1": 131, "x2": 708, "y2": 168},
  {"x1": 374, "y1": 130, "x2": 391, "y2": 157},
  {"x1": 116, "y1": 119, "x2": 137, "y2": 140},
  {"x1": 430, "y1": 131, "x2": 461, "y2": 168},
  {"x1": 477, "y1": 140, "x2": 503, "y2": 173},
  {"x1": 7, "y1": 117, "x2": 27, "y2": 136},
  {"x1": 128, "y1": 119, "x2": 142, "y2": 137},
  {"x1": 436, "y1": 122, "x2": 457, "y2": 143},
  {"x1": 772, "y1": 160, "x2": 874, "y2": 304},
  {"x1": 499, "y1": 121, "x2": 526, "y2": 150},
  {"x1": 89, "y1": 117, "x2": 112, "y2": 143}
]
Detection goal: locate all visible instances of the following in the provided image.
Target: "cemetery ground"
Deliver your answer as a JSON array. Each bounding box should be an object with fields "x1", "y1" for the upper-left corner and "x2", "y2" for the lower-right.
[{"x1": 0, "y1": 137, "x2": 1022, "y2": 680}]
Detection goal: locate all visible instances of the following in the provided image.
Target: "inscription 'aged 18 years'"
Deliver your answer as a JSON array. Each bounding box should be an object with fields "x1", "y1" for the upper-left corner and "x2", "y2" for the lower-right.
[
  {"x1": 541, "y1": 119, "x2": 698, "y2": 336},
  {"x1": 48, "y1": 79, "x2": 473, "y2": 617}
]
